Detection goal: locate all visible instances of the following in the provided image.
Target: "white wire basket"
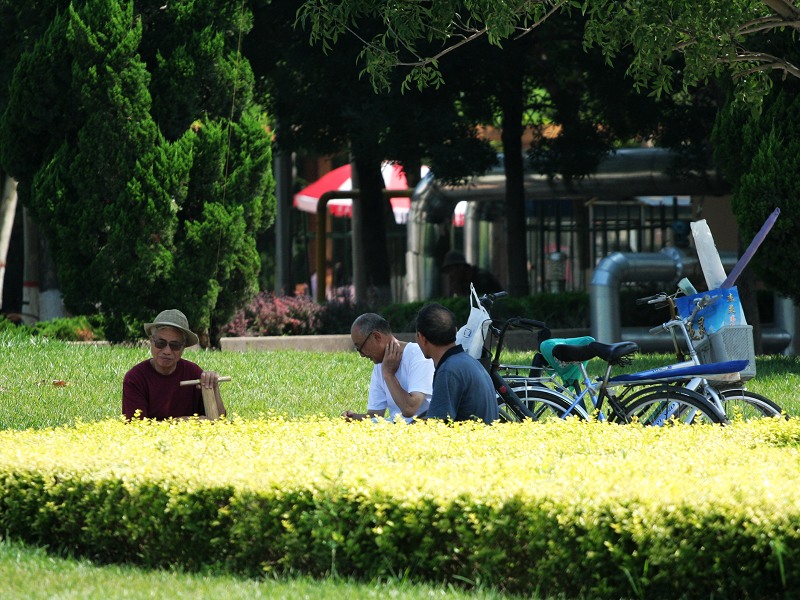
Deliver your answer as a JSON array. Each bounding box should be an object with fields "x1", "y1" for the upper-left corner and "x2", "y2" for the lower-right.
[{"x1": 692, "y1": 325, "x2": 756, "y2": 381}]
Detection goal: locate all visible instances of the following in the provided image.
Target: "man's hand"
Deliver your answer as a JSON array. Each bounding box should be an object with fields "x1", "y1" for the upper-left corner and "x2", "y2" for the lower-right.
[
  {"x1": 382, "y1": 339, "x2": 403, "y2": 378},
  {"x1": 199, "y1": 370, "x2": 219, "y2": 390},
  {"x1": 342, "y1": 410, "x2": 360, "y2": 421}
]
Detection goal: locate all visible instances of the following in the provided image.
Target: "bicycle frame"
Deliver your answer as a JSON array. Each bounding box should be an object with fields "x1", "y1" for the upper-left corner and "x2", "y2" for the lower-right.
[
  {"x1": 640, "y1": 290, "x2": 752, "y2": 416},
  {"x1": 546, "y1": 338, "x2": 730, "y2": 424}
]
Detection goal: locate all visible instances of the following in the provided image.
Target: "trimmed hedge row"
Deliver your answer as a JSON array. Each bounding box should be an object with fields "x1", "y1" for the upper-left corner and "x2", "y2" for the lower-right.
[{"x1": 0, "y1": 417, "x2": 798, "y2": 598}]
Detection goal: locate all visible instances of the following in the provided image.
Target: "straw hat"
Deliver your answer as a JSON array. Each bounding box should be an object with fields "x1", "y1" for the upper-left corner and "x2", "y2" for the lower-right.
[{"x1": 144, "y1": 309, "x2": 199, "y2": 347}]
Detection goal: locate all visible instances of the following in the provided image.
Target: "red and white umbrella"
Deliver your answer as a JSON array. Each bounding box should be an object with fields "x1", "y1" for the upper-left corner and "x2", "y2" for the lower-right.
[{"x1": 294, "y1": 162, "x2": 429, "y2": 225}]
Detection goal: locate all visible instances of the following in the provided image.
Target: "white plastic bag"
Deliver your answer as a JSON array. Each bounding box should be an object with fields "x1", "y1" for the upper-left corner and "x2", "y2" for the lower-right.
[{"x1": 456, "y1": 283, "x2": 491, "y2": 359}]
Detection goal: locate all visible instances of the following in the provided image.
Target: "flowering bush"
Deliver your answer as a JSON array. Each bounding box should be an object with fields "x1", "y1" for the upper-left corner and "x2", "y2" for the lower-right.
[
  {"x1": 224, "y1": 292, "x2": 324, "y2": 336},
  {"x1": 223, "y1": 293, "x2": 372, "y2": 336},
  {"x1": 2, "y1": 417, "x2": 800, "y2": 598}
]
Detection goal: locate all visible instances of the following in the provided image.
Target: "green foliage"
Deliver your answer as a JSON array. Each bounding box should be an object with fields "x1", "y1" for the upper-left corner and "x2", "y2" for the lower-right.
[
  {"x1": 2, "y1": 417, "x2": 800, "y2": 597},
  {"x1": 0, "y1": 1, "x2": 274, "y2": 346},
  {"x1": 714, "y1": 88, "x2": 800, "y2": 304},
  {"x1": 31, "y1": 316, "x2": 104, "y2": 342},
  {"x1": 0, "y1": 315, "x2": 104, "y2": 341},
  {"x1": 297, "y1": 0, "x2": 555, "y2": 93},
  {"x1": 297, "y1": 0, "x2": 795, "y2": 106}
]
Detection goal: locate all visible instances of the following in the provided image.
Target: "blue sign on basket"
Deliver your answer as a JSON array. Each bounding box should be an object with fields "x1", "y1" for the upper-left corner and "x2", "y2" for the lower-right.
[{"x1": 675, "y1": 286, "x2": 745, "y2": 335}]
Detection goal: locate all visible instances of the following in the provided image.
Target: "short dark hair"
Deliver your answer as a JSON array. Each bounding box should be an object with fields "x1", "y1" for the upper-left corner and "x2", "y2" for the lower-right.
[
  {"x1": 352, "y1": 313, "x2": 392, "y2": 336},
  {"x1": 416, "y1": 303, "x2": 457, "y2": 346}
]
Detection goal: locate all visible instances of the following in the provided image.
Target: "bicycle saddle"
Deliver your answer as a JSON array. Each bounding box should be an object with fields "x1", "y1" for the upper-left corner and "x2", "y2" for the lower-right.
[{"x1": 552, "y1": 340, "x2": 639, "y2": 365}]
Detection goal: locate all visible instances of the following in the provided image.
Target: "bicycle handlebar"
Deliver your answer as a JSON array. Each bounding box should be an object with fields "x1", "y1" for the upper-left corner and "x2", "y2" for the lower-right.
[
  {"x1": 636, "y1": 293, "x2": 668, "y2": 306},
  {"x1": 478, "y1": 291, "x2": 508, "y2": 311}
]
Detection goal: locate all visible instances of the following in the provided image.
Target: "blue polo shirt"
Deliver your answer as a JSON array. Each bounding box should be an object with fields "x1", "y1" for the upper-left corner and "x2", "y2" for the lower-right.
[{"x1": 426, "y1": 345, "x2": 498, "y2": 424}]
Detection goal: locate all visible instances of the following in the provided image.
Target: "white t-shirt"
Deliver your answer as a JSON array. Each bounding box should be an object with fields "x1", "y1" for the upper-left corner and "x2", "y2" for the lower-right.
[{"x1": 367, "y1": 342, "x2": 434, "y2": 423}]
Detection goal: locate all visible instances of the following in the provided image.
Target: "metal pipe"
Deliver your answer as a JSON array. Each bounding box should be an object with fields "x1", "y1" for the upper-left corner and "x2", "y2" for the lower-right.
[{"x1": 590, "y1": 249, "x2": 737, "y2": 343}]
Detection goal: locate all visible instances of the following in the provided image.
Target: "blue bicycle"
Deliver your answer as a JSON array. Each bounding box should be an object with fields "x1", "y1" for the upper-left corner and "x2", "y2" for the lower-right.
[{"x1": 480, "y1": 291, "x2": 729, "y2": 425}]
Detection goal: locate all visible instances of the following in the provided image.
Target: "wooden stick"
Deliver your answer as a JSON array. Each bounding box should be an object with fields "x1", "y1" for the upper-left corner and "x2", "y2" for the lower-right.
[
  {"x1": 202, "y1": 387, "x2": 220, "y2": 420},
  {"x1": 179, "y1": 376, "x2": 231, "y2": 387}
]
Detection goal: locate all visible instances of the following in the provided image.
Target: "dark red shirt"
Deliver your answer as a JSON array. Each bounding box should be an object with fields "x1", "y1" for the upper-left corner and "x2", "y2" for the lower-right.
[{"x1": 122, "y1": 359, "x2": 205, "y2": 420}]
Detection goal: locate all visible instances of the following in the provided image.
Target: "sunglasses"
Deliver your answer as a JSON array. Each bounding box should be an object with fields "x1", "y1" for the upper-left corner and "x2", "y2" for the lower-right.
[{"x1": 152, "y1": 337, "x2": 185, "y2": 351}]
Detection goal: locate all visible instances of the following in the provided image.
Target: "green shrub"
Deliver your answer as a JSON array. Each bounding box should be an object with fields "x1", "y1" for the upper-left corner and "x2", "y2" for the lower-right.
[
  {"x1": 0, "y1": 316, "x2": 28, "y2": 337},
  {"x1": 1, "y1": 418, "x2": 800, "y2": 598},
  {"x1": 0, "y1": 315, "x2": 105, "y2": 341},
  {"x1": 32, "y1": 316, "x2": 104, "y2": 342},
  {"x1": 380, "y1": 293, "x2": 589, "y2": 332},
  {"x1": 221, "y1": 288, "x2": 783, "y2": 336}
]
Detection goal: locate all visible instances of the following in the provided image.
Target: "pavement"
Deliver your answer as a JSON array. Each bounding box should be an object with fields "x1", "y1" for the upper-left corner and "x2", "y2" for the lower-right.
[{"x1": 219, "y1": 329, "x2": 589, "y2": 353}]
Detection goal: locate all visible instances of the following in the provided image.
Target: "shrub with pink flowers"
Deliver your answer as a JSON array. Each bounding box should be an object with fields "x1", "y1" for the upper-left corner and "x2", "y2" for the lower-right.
[{"x1": 223, "y1": 292, "x2": 324, "y2": 336}]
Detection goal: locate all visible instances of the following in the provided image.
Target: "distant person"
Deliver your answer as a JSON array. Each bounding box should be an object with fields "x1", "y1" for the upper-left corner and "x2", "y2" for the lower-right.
[
  {"x1": 344, "y1": 313, "x2": 434, "y2": 423},
  {"x1": 415, "y1": 303, "x2": 498, "y2": 424},
  {"x1": 123, "y1": 309, "x2": 225, "y2": 420},
  {"x1": 440, "y1": 250, "x2": 502, "y2": 297}
]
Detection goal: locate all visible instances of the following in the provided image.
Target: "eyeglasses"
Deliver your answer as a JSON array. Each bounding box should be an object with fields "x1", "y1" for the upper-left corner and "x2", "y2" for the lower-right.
[
  {"x1": 354, "y1": 331, "x2": 374, "y2": 356},
  {"x1": 152, "y1": 337, "x2": 185, "y2": 351}
]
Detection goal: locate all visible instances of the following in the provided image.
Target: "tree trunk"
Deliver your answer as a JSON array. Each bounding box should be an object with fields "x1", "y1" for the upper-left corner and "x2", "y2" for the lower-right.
[
  {"x1": 353, "y1": 154, "x2": 392, "y2": 306},
  {"x1": 38, "y1": 233, "x2": 65, "y2": 321},
  {"x1": 0, "y1": 174, "x2": 19, "y2": 311},
  {"x1": 499, "y1": 72, "x2": 529, "y2": 298},
  {"x1": 272, "y1": 148, "x2": 294, "y2": 295},
  {"x1": 22, "y1": 208, "x2": 40, "y2": 323}
]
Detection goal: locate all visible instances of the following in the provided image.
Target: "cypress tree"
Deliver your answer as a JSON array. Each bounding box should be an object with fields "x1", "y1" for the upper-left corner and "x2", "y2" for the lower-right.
[{"x1": 0, "y1": 0, "x2": 273, "y2": 344}]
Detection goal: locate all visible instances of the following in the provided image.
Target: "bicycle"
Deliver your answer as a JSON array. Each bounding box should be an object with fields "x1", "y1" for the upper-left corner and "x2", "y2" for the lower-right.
[
  {"x1": 477, "y1": 291, "x2": 727, "y2": 425},
  {"x1": 542, "y1": 337, "x2": 729, "y2": 424},
  {"x1": 639, "y1": 289, "x2": 784, "y2": 420},
  {"x1": 477, "y1": 292, "x2": 591, "y2": 423}
]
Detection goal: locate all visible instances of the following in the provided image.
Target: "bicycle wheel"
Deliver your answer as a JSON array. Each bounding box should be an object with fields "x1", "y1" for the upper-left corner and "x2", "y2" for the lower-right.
[
  {"x1": 619, "y1": 385, "x2": 726, "y2": 425},
  {"x1": 511, "y1": 386, "x2": 590, "y2": 421},
  {"x1": 713, "y1": 387, "x2": 785, "y2": 420}
]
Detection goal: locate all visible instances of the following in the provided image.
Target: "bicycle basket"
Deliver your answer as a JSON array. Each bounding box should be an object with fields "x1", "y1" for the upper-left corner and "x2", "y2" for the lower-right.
[
  {"x1": 675, "y1": 286, "x2": 745, "y2": 335},
  {"x1": 692, "y1": 325, "x2": 756, "y2": 381}
]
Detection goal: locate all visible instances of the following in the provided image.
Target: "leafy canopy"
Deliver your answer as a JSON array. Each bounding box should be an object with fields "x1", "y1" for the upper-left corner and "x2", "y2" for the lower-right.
[{"x1": 298, "y1": 0, "x2": 800, "y2": 102}]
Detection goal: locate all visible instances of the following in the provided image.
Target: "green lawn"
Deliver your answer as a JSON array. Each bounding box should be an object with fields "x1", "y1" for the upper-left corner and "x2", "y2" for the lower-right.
[{"x1": 0, "y1": 539, "x2": 514, "y2": 600}]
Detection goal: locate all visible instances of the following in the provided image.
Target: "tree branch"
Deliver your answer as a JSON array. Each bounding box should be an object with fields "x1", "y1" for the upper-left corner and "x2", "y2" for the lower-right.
[
  {"x1": 724, "y1": 50, "x2": 800, "y2": 79},
  {"x1": 739, "y1": 16, "x2": 800, "y2": 35},
  {"x1": 761, "y1": 0, "x2": 800, "y2": 20}
]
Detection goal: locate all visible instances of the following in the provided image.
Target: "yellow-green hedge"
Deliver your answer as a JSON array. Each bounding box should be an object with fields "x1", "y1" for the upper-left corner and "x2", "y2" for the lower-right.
[{"x1": 1, "y1": 416, "x2": 799, "y2": 598}]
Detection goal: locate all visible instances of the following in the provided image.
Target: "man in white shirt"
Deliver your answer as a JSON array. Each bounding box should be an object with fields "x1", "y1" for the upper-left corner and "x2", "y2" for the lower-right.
[{"x1": 344, "y1": 313, "x2": 434, "y2": 423}]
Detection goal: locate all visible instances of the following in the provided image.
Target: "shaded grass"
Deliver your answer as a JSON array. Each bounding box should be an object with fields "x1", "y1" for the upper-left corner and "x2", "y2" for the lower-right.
[{"x1": 0, "y1": 539, "x2": 517, "y2": 600}]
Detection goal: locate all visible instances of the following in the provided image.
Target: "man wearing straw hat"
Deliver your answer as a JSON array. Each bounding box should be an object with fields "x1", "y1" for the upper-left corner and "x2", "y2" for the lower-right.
[{"x1": 122, "y1": 309, "x2": 226, "y2": 420}]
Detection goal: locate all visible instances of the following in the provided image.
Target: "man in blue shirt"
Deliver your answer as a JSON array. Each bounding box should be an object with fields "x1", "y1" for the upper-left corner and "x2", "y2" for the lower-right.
[{"x1": 415, "y1": 303, "x2": 498, "y2": 424}]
